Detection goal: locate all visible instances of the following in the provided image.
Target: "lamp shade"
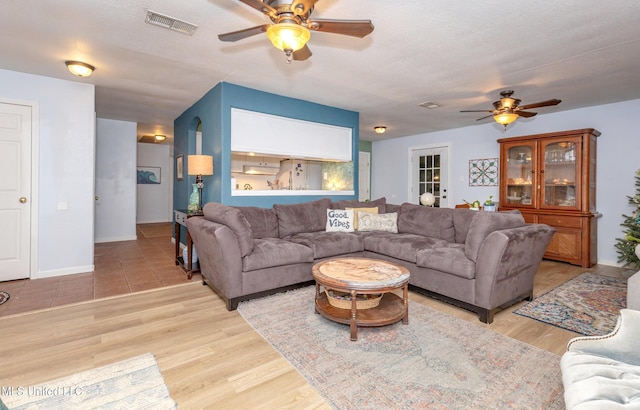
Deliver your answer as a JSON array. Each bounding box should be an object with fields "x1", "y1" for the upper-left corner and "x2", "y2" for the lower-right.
[
  {"x1": 493, "y1": 112, "x2": 519, "y2": 126},
  {"x1": 187, "y1": 155, "x2": 213, "y2": 176},
  {"x1": 266, "y1": 23, "x2": 310, "y2": 52},
  {"x1": 420, "y1": 192, "x2": 436, "y2": 206}
]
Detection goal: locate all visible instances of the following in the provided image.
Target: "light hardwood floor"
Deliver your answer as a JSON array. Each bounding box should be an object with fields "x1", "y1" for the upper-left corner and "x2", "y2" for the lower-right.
[{"x1": 0, "y1": 260, "x2": 624, "y2": 409}]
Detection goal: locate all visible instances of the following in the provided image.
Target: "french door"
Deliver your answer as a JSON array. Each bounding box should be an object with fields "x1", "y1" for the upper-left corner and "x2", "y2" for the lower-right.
[{"x1": 410, "y1": 146, "x2": 449, "y2": 208}]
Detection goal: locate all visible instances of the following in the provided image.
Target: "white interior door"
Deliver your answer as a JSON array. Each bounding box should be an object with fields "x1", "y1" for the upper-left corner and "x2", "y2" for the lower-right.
[
  {"x1": 410, "y1": 146, "x2": 449, "y2": 208},
  {"x1": 0, "y1": 102, "x2": 32, "y2": 281},
  {"x1": 358, "y1": 151, "x2": 371, "y2": 201}
]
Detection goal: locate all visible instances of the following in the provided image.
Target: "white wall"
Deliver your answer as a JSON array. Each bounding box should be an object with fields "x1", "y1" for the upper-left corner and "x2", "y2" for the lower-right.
[
  {"x1": 136, "y1": 142, "x2": 173, "y2": 223},
  {"x1": 0, "y1": 68, "x2": 95, "y2": 277},
  {"x1": 372, "y1": 98, "x2": 640, "y2": 266},
  {"x1": 95, "y1": 118, "x2": 137, "y2": 242}
]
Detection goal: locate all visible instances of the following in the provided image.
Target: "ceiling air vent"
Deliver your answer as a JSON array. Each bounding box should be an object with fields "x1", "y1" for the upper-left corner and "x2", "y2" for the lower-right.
[
  {"x1": 145, "y1": 10, "x2": 198, "y2": 36},
  {"x1": 418, "y1": 101, "x2": 442, "y2": 109}
]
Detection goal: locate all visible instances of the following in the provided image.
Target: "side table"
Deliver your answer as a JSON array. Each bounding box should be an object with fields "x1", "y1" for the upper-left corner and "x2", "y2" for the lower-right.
[{"x1": 174, "y1": 209, "x2": 201, "y2": 279}]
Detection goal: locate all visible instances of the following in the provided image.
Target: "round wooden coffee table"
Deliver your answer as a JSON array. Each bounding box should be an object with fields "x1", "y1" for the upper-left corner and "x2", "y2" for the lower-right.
[{"x1": 312, "y1": 257, "x2": 410, "y2": 341}]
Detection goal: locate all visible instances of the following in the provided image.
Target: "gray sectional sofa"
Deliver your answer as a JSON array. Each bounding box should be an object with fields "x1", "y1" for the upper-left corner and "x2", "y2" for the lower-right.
[{"x1": 186, "y1": 197, "x2": 554, "y2": 323}]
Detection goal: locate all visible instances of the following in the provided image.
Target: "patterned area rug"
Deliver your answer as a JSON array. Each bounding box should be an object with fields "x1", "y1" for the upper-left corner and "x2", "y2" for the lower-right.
[
  {"x1": 0, "y1": 291, "x2": 8, "y2": 305},
  {"x1": 515, "y1": 273, "x2": 627, "y2": 336},
  {"x1": 0, "y1": 353, "x2": 176, "y2": 409},
  {"x1": 238, "y1": 287, "x2": 564, "y2": 409}
]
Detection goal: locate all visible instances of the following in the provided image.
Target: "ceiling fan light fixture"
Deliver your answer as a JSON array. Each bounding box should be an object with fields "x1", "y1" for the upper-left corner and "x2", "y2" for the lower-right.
[
  {"x1": 65, "y1": 61, "x2": 95, "y2": 77},
  {"x1": 266, "y1": 23, "x2": 310, "y2": 52},
  {"x1": 493, "y1": 112, "x2": 519, "y2": 126}
]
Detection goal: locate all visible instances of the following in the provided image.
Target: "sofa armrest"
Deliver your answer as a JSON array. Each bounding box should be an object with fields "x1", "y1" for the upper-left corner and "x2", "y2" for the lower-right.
[
  {"x1": 474, "y1": 224, "x2": 555, "y2": 309},
  {"x1": 186, "y1": 217, "x2": 244, "y2": 300},
  {"x1": 567, "y1": 309, "x2": 640, "y2": 366}
]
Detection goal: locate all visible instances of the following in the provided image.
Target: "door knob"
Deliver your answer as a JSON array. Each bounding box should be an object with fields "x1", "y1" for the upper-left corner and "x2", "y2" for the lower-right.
[
  {"x1": 19, "y1": 197, "x2": 27, "y2": 203},
  {"x1": 95, "y1": 196, "x2": 99, "y2": 201}
]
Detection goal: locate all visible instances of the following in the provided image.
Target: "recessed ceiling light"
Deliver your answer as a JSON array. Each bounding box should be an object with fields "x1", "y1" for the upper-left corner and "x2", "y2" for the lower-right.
[{"x1": 418, "y1": 101, "x2": 442, "y2": 109}]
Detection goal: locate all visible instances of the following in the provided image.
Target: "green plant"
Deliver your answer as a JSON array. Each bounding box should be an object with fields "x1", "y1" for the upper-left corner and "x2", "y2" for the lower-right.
[{"x1": 484, "y1": 196, "x2": 494, "y2": 205}]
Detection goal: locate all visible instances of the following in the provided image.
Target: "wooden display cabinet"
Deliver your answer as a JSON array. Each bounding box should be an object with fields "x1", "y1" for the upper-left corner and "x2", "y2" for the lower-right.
[{"x1": 498, "y1": 128, "x2": 600, "y2": 267}]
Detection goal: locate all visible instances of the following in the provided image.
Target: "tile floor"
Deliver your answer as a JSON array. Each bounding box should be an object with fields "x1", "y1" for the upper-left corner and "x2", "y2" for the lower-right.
[{"x1": 0, "y1": 223, "x2": 199, "y2": 317}]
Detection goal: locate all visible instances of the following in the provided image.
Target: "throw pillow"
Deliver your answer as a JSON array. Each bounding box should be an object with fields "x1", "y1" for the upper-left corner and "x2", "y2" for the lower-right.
[
  {"x1": 345, "y1": 206, "x2": 378, "y2": 230},
  {"x1": 337, "y1": 197, "x2": 387, "y2": 214},
  {"x1": 358, "y1": 212, "x2": 398, "y2": 233},
  {"x1": 326, "y1": 209, "x2": 355, "y2": 232}
]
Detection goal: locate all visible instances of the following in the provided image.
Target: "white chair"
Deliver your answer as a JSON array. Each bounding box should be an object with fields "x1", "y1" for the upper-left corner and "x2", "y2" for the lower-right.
[{"x1": 560, "y1": 309, "x2": 640, "y2": 409}]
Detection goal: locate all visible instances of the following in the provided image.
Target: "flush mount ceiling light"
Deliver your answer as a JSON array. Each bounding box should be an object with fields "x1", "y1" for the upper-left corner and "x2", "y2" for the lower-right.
[
  {"x1": 154, "y1": 135, "x2": 166, "y2": 142},
  {"x1": 65, "y1": 61, "x2": 95, "y2": 77},
  {"x1": 374, "y1": 126, "x2": 387, "y2": 134}
]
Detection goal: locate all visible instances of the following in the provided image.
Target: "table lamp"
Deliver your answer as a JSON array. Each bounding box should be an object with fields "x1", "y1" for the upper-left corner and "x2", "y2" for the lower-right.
[{"x1": 187, "y1": 155, "x2": 213, "y2": 213}]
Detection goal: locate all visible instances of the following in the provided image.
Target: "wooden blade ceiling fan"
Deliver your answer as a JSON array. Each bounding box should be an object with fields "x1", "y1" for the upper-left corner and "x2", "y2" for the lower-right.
[
  {"x1": 461, "y1": 90, "x2": 561, "y2": 128},
  {"x1": 218, "y1": 0, "x2": 374, "y2": 63}
]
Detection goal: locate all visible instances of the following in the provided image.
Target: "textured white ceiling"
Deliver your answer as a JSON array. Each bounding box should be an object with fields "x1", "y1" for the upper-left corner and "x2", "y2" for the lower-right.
[{"x1": 1, "y1": 0, "x2": 639, "y2": 142}]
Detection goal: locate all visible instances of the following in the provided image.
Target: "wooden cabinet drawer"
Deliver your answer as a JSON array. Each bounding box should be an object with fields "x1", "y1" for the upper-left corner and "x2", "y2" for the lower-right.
[{"x1": 538, "y1": 214, "x2": 583, "y2": 228}]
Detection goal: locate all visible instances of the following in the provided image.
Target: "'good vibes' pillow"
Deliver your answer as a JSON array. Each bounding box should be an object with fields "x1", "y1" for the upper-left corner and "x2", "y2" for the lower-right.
[{"x1": 326, "y1": 209, "x2": 354, "y2": 232}]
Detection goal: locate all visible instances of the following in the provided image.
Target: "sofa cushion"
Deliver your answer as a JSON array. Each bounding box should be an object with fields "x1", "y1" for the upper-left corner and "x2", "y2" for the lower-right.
[
  {"x1": 286, "y1": 231, "x2": 364, "y2": 259},
  {"x1": 464, "y1": 211, "x2": 525, "y2": 262},
  {"x1": 242, "y1": 238, "x2": 314, "y2": 272},
  {"x1": 364, "y1": 233, "x2": 450, "y2": 263},
  {"x1": 326, "y1": 209, "x2": 355, "y2": 232},
  {"x1": 203, "y1": 202, "x2": 253, "y2": 257},
  {"x1": 397, "y1": 203, "x2": 455, "y2": 242},
  {"x1": 416, "y1": 243, "x2": 476, "y2": 279},
  {"x1": 274, "y1": 198, "x2": 331, "y2": 238},
  {"x1": 337, "y1": 197, "x2": 387, "y2": 214},
  {"x1": 358, "y1": 212, "x2": 398, "y2": 233},
  {"x1": 452, "y1": 208, "x2": 477, "y2": 244},
  {"x1": 237, "y1": 206, "x2": 279, "y2": 238},
  {"x1": 346, "y1": 206, "x2": 378, "y2": 230}
]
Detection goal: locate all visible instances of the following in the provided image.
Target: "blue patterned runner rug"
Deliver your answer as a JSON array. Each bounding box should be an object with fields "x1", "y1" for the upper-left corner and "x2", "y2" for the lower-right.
[{"x1": 514, "y1": 273, "x2": 627, "y2": 336}]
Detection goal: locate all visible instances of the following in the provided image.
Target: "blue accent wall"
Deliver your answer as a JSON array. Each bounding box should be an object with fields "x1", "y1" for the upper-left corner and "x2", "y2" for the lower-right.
[{"x1": 174, "y1": 82, "x2": 359, "y2": 211}]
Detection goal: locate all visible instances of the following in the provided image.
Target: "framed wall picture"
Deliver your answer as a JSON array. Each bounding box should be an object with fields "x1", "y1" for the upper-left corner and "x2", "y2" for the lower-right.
[
  {"x1": 137, "y1": 166, "x2": 161, "y2": 184},
  {"x1": 176, "y1": 155, "x2": 184, "y2": 181},
  {"x1": 469, "y1": 158, "x2": 499, "y2": 186}
]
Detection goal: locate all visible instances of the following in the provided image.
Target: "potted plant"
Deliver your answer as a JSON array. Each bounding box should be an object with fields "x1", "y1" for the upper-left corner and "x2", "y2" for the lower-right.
[{"x1": 484, "y1": 196, "x2": 496, "y2": 212}]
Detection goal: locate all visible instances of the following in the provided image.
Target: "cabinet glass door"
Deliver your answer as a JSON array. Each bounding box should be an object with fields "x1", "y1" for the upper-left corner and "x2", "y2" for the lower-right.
[
  {"x1": 504, "y1": 142, "x2": 535, "y2": 207},
  {"x1": 541, "y1": 137, "x2": 580, "y2": 209}
]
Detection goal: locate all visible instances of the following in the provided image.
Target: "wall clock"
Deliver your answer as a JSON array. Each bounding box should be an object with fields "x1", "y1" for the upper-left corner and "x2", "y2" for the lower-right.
[{"x1": 469, "y1": 158, "x2": 499, "y2": 186}]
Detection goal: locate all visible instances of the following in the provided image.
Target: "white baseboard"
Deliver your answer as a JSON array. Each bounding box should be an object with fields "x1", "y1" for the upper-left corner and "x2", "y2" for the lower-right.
[
  {"x1": 596, "y1": 258, "x2": 623, "y2": 267},
  {"x1": 95, "y1": 235, "x2": 138, "y2": 243},
  {"x1": 136, "y1": 219, "x2": 171, "y2": 224},
  {"x1": 34, "y1": 264, "x2": 95, "y2": 279}
]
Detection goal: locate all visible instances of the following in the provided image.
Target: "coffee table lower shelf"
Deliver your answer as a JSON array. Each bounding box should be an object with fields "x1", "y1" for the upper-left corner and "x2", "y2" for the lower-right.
[{"x1": 315, "y1": 291, "x2": 407, "y2": 341}]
